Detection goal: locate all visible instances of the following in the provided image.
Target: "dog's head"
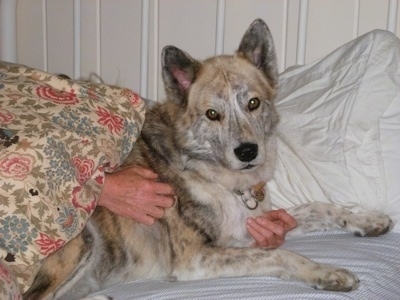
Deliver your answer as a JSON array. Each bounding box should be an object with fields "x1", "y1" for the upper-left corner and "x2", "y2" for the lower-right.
[{"x1": 161, "y1": 19, "x2": 279, "y2": 182}]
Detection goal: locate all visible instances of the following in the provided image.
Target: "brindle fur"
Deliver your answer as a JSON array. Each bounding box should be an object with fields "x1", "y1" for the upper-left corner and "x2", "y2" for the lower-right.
[{"x1": 25, "y1": 19, "x2": 393, "y2": 299}]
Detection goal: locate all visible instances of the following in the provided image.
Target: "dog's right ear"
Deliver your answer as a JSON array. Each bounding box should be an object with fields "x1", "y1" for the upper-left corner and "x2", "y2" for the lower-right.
[{"x1": 162, "y1": 46, "x2": 201, "y2": 104}]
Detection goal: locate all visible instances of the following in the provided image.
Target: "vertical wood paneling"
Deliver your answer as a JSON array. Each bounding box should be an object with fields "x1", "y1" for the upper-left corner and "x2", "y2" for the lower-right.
[
  {"x1": 147, "y1": 0, "x2": 159, "y2": 100},
  {"x1": 358, "y1": 0, "x2": 389, "y2": 36},
  {"x1": 13, "y1": 0, "x2": 400, "y2": 97},
  {"x1": 215, "y1": 0, "x2": 226, "y2": 55},
  {"x1": 285, "y1": 0, "x2": 300, "y2": 68},
  {"x1": 16, "y1": 0, "x2": 46, "y2": 70},
  {"x1": 397, "y1": 1, "x2": 400, "y2": 33},
  {"x1": 73, "y1": 0, "x2": 81, "y2": 79},
  {"x1": 141, "y1": 0, "x2": 150, "y2": 97},
  {"x1": 100, "y1": 0, "x2": 142, "y2": 91},
  {"x1": 296, "y1": 0, "x2": 308, "y2": 65},
  {"x1": 0, "y1": 0, "x2": 17, "y2": 62},
  {"x1": 280, "y1": 0, "x2": 289, "y2": 69},
  {"x1": 46, "y1": 0, "x2": 74, "y2": 76},
  {"x1": 42, "y1": 0, "x2": 48, "y2": 71},
  {"x1": 158, "y1": 0, "x2": 217, "y2": 59},
  {"x1": 353, "y1": 0, "x2": 360, "y2": 37},
  {"x1": 306, "y1": 0, "x2": 356, "y2": 63},
  {"x1": 387, "y1": 0, "x2": 399, "y2": 33},
  {"x1": 80, "y1": 0, "x2": 101, "y2": 81}
]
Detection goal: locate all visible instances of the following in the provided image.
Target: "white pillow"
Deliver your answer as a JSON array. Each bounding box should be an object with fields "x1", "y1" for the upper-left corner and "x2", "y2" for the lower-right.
[{"x1": 270, "y1": 30, "x2": 400, "y2": 232}]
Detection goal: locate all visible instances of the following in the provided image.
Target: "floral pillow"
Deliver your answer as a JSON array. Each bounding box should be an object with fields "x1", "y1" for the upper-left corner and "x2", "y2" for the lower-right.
[{"x1": 0, "y1": 61, "x2": 145, "y2": 295}]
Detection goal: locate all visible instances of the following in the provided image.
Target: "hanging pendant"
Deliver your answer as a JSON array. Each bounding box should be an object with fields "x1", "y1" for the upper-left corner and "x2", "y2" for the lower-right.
[
  {"x1": 236, "y1": 190, "x2": 259, "y2": 210},
  {"x1": 242, "y1": 196, "x2": 258, "y2": 210}
]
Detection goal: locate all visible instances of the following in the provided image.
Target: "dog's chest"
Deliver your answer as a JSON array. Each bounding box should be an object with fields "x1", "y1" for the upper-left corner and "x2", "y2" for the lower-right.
[{"x1": 182, "y1": 174, "x2": 267, "y2": 247}]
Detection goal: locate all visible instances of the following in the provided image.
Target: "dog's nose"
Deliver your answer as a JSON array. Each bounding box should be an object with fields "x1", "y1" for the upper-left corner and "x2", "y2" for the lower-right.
[{"x1": 234, "y1": 143, "x2": 258, "y2": 162}]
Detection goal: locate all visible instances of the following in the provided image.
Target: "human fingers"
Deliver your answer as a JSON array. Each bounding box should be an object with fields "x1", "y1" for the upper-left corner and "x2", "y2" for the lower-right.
[
  {"x1": 135, "y1": 180, "x2": 175, "y2": 207},
  {"x1": 262, "y1": 209, "x2": 285, "y2": 222},
  {"x1": 130, "y1": 213, "x2": 157, "y2": 226},
  {"x1": 254, "y1": 215, "x2": 285, "y2": 237},
  {"x1": 128, "y1": 165, "x2": 159, "y2": 179},
  {"x1": 247, "y1": 218, "x2": 282, "y2": 248},
  {"x1": 141, "y1": 203, "x2": 167, "y2": 219},
  {"x1": 122, "y1": 200, "x2": 164, "y2": 225},
  {"x1": 277, "y1": 209, "x2": 297, "y2": 230},
  {"x1": 152, "y1": 181, "x2": 175, "y2": 197},
  {"x1": 149, "y1": 194, "x2": 175, "y2": 209}
]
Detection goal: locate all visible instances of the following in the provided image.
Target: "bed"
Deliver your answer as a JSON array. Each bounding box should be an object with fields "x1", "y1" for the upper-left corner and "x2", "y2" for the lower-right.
[
  {"x1": 1, "y1": 1, "x2": 400, "y2": 299},
  {"x1": 86, "y1": 27, "x2": 400, "y2": 300}
]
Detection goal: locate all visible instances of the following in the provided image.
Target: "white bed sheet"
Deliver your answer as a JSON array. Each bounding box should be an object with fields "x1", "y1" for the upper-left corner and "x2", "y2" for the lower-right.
[
  {"x1": 88, "y1": 231, "x2": 400, "y2": 299},
  {"x1": 270, "y1": 30, "x2": 400, "y2": 232}
]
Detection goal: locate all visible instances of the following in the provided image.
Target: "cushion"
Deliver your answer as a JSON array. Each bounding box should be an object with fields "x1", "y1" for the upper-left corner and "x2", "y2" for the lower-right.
[
  {"x1": 0, "y1": 61, "x2": 145, "y2": 293},
  {"x1": 270, "y1": 30, "x2": 400, "y2": 232}
]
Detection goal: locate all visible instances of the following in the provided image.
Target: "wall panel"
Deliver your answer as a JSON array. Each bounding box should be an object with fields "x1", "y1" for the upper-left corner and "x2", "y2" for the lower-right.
[
  {"x1": 285, "y1": 0, "x2": 300, "y2": 68},
  {"x1": 397, "y1": 0, "x2": 400, "y2": 33},
  {"x1": 80, "y1": 0, "x2": 101, "y2": 81},
  {"x1": 16, "y1": 0, "x2": 46, "y2": 70},
  {"x1": 358, "y1": 0, "x2": 389, "y2": 35},
  {"x1": 306, "y1": 0, "x2": 357, "y2": 63},
  {"x1": 46, "y1": 0, "x2": 74, "y2": 76},
  {"x1": 13, "y1": 0, "x2": 400, "y2": 99},
  {"x1": 100, "y1": 0, "x2": 142, "y2": 91}
]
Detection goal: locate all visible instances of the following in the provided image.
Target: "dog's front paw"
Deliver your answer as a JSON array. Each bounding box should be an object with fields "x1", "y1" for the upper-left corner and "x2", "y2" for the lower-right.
[
  {"x1": 352, "y1": 213, "x2": 393, "y2": 237},
  {"x1": 311, "y1": 267, "x2": 359, "y2": 292}
]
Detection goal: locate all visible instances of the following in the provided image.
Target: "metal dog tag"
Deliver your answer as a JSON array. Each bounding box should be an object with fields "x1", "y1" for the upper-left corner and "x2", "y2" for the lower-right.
[
  {"x1": 243, "y1": 197, "x2": 258, "y2": 210},
  {"x1": 236, "y1": 190, "x2": 259, "y2": 210}
]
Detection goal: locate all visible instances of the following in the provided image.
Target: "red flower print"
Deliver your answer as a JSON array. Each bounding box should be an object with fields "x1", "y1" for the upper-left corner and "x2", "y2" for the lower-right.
[
  {"x1": 71, "y1": 185, "x2": 97, "y2": 214},
  {"x1": 121, "y1": 89, "x2": 141, "y2": 107},
  {"x1": 0, "y1": 108, "x2": 15, "y2": 124},
  {"x1": 95, "y1": 174, "x2": 104, "y2": 184},
  {"x1": 71, "y1": 156, "x2": 95, "y2": 184},
  {"x1": 0, "y1": 153, "x2": 35, "y2": 180},
  {"x1": 35, "y1": 233, "x2": 65, "y2": 256},
  {"x1": 0, "y1": 263, "x2": 12, "y2": 284},
  {"x1": 96, "y1": 106, "x2": 124, "y2": 135},
  {"x1": 36, "y1": 86, "x2": 79, "y2": 105}
]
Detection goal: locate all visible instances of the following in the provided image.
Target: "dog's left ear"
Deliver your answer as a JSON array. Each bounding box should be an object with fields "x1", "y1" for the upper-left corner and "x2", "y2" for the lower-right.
[
  {"x1": 237, "y1": 19, "x2": 278, "y2": 89},
  {"x1": 162, "y1": 46, "x2": 201, "y2": 105}
]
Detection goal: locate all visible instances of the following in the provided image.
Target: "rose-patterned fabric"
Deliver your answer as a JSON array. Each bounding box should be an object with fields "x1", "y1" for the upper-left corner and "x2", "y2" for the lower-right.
[
  {"x1": 0, "y1": 262, "x2": 21, "y2": 299},
  {"x1": 0, "y1": 61, "x2": 145, "y2": 296}
]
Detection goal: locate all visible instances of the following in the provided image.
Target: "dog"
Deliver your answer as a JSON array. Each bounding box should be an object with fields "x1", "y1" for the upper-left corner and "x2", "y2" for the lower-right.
[{"x1": 24, "y1": 19, "x2": 393, "y2": 299}]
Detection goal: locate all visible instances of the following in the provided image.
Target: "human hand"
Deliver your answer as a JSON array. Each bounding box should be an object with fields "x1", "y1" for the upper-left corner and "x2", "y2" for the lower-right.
[
  {"x1": 247, "y1": 209, "x2": 297, "y2": 248},
  {"x1": 98, "y1": 165, "x2": 175, "y2": 225}
]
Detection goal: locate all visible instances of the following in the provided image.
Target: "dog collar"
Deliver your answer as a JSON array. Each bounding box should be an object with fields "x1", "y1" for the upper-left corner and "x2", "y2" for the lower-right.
[{"x1": 235, "y1": 182, "x2": 265, "y2": 210}]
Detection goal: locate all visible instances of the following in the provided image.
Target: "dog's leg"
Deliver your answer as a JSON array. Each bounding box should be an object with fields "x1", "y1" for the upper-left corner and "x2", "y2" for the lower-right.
[
  {"x1": 286, "y1": 202, "x2": 393, "y2": 237},
  {"x1": 172, "y1": 246, "x2": 359, "y2": 292}
]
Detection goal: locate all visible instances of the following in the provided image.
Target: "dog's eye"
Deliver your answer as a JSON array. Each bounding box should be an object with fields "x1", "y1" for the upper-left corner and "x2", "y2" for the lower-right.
[
  {"x1": 206, "y1": 109, "x2": 220, "y2": 121},
  {"x1": 248, "y1": 97, "x2": 261, "y2": 111}
]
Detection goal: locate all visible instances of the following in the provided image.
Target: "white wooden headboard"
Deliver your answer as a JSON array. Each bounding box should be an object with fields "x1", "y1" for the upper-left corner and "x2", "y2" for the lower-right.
[{"x1": 1, "y1": 0, "x2": 399, "y2": 101}]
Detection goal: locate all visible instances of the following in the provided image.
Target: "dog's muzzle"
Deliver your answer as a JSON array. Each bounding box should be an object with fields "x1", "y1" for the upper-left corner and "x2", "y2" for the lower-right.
[{"x1": 234, "y1": 143, "x2": 258, "y2": 162}]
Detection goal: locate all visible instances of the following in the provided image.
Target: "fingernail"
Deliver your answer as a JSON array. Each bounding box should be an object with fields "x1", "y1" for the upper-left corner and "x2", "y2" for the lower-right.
[{"x1": 255, "y1": 217, "x2": 263, "y2": 224}]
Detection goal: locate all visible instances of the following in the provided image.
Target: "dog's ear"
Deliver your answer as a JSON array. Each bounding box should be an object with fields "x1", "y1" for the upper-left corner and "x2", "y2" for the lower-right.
[
  {"x1": 162, "y1": 46, "x2": 201, "y2": 104},
  {"x1": 237, "y1": 19, "x2": 278, "y2": 89}
]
